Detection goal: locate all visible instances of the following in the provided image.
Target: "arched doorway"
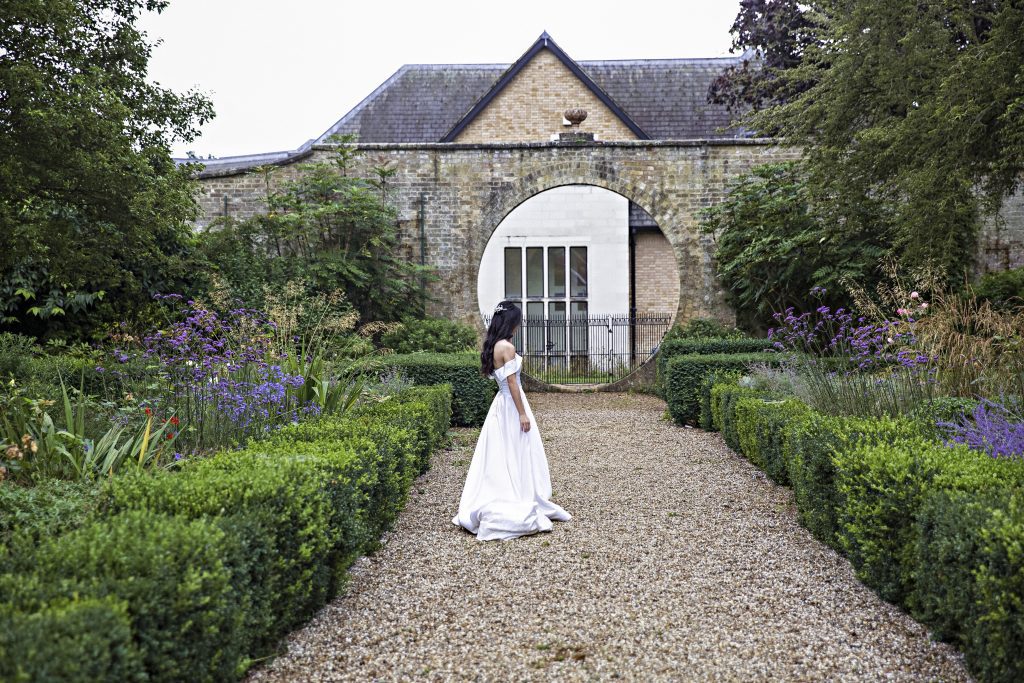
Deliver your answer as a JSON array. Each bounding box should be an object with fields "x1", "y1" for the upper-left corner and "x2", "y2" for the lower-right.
[{"x1": 478, "y1": 185, "x2": 678, "y2": 385}]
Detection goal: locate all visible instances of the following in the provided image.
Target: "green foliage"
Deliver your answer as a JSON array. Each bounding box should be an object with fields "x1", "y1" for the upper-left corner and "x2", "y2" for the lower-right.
[
  {"x1": 735, "y1": 397, "x2": 809, "y2": 484},
  {"x1": 0, "y1": 0, "x2": 214, "y2": 340},
  {"x1": 699, "y1": 162, "x2": 883, "y2": 329},
  {"x1": 662, "y1": 318, "x2": 746, "y2": 342},
  {"x1": 709, "y1": 382, "x2": 762, "y2": 452},
  {"x1": 14, "y1": 511, "x2": 246, "y2": 683},
  {"x1": 834, "y1": 438, "x2": 1024, "y2": 605},
  {"x1": 200, "y1": 143, "x2": 433, "y2": 322},
  {"x1": 379, "y1": 352, "x2": 496, "y2": 426},
  {"x1": 381, "y1": 318, "x2": 478, "y2": 354},
  {"x1": 974, "y1": 267, "x2": 1024, "y2": 311},
  {"x1": 0, "y1": 591, "x2": 144, "y2": 683},
  {"x1": 657, "y1": 337, "x2": 773, "y2": 393},
  {"x1": 104, "y1": 456, "x2": 337, "y2": 650},
  {"x1": 664, "y1": 352, "x2": 779, "y2": 426},
  {"x1": 0, "y1": 333, "x2": 37, "y2": 379},
  {"x1": 697, "y1": 370, "x2": 743, "y2": 430},
  {"x1": 750, "y1": 2, "x2": 1024, "y2": 287},
  {"x1": 784, "y1": 413, "x2": 926, "y2": 550},
  {"x1": 0, "y1": 479, "x2": 100, "y2": 565}
]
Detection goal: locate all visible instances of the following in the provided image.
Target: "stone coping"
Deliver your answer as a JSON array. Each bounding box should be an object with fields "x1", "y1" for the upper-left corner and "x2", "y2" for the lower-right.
[{"x1": 193, "y1": 138, "x2": 788, "y2": 179}]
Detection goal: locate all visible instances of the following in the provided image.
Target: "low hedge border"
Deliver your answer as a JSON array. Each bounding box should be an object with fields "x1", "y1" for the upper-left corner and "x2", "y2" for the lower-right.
[
  {"x1": 0, "y1": 385, "x2": 453, "y2": 683},
  {"x1": 379, "y1": 352, "x2": 495, "y2": 427},
  {"x1": 665, "y1": 352, "x2": 779, "y2": 426},
  {"x1": 656, "y1": 337, "x2": 774, "y2": 395},
  {"x1": 695, "y1": 378, "x2": 1024, "y2": 683}
]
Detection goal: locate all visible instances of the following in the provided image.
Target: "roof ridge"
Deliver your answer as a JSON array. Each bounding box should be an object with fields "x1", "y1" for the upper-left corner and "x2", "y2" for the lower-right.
[{"x1": 440, "y1": 33, "x2": 649, "y2": 142}]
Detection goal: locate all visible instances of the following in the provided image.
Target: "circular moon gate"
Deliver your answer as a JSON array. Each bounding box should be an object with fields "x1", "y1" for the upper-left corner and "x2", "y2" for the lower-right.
[{"x1": 477, "y1": 185, "x2": 679, "y2": 386}]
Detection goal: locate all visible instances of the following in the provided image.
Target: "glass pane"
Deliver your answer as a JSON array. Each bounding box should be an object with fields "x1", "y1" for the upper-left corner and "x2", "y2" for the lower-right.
[
  {"x1": 526, "y1": 302, "x2": 545, "y2": 353},
  {"x1": 548, "y1": 247, "x2": 566, "y2": 298},
  {"x1": 570, "y1": 301, "x2": 588, "y2": 352},
  {"x1": 570, "y1": 246, "x2": 588, "y2": 297},
  {"x1": 548, "y1": 301, "x2": 566, "y2": 353},
  {"x1": 504, "y1": 248, "x2": 522, "y2": 298},
  {"x1": 526, "y1": 247, "x2": 544, "y2": 298}
]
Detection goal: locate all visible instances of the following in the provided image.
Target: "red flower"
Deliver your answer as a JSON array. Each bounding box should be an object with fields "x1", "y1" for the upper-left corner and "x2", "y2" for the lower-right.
[
  {"x1": 144, "y1": 407, "x2": 152, "y2": 417},
  {"x1": 166, "y1": 432, "x2": 175, "y2": 440},
  {"x1": 169, "y1": 416, "x2": 180, "y2": 426}
]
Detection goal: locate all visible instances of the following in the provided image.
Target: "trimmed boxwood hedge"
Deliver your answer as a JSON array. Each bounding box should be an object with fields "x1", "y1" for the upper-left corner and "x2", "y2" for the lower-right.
[
  {"x1": 735, "y1": 397, "x2": 810, "y2": 485},
  {"x1": 694, "y1": 376, "x2": 1024, "y2": 682},
  {"x1": 656, "y1": 337, "x2": 774, "y2": 395},
  {"x1": 379, "y1": 352, "x2": 495, "y2": 427},
  {"x1": 0, "y1": 385, "x2": 453, "y2": 682},
  {"x1": 834, "y1": 438, "x2": 1024, "y2": 606},
  {"x1": 665, "y1": 352, "x2": 778, "y2": 426}
]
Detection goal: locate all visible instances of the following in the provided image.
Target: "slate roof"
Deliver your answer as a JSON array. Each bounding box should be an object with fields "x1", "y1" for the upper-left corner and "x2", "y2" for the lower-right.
[{"x1": 183, "y1": 34, "x2": 751, "y2": 174}]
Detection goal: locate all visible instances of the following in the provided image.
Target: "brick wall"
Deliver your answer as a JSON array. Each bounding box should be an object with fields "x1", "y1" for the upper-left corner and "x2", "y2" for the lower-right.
[
  {"x1": 454, "y1": 49, "x2": 638, "y2": 144},
  {"x1": 191, "y1": 140, "x2": 800, "y2": 328},
  {"x1": 634, "y1": 231, "x2": 680, "y2": 315}
]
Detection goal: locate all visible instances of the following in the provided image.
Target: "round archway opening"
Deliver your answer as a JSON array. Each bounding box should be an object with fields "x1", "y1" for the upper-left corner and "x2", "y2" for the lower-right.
[{"x1": 477, "y1": 184, "x2": 679, "y2": 387}]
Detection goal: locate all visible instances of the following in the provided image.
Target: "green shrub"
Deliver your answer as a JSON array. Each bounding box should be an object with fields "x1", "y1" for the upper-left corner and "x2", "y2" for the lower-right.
[
  {"x1": 0, "y1": 333, "x2": 37, "y2": 380},
  {"x1": 663, "y1": 317, "x2": 746, "y2": 341},
  {"x1": 910, "y1": 396, "x2": 980, "y2": 439},
  {"x1": 974, "y1": 266, "x2": 1024, "y2": 311},
  {"x1": 709, "y1": 382, "x2": 762, "y2": 451},
  {"x1": 967, "y1": 490, "x2": 1024, "y2": 683},
  {"x1": 0, "y1": 479, "x2": 101, "y2": 566},
  {"x1": 657, "y1": 337, "x2": 774, "y2": 392},
  {"x1": 379, "y1": 352, "x2": 495, "y2": 426},
  {"x1": 353, "y1": 384, "x2": 453, "y2": 473},
  {"x1": 784, "y1": 414, "x2": 925, "y2": 550},
  {"x1": 104, "y1": 455, "x2": 337, "y2": 648},
  {"x1": 696, "y1": 370, "x2": 742, "y2": 430},
  {"x1": 23, "y1": 511, "x2": 246, "y2": 683},
  {"x1": 665, "y1": 352, "x2": 778, "y2": 426},
  {"x1": 735, "y1": 397, "x2": 810, "y2": 484},
  {"x1": 0, "y1": 590, "x2": 144, "y2": 683},
  {"x1": 834, "y1": 438, "x2": 1024, "y2": 605},
  {"x1": 381, "y1": 318, "x2": 478, "y2": 354}
]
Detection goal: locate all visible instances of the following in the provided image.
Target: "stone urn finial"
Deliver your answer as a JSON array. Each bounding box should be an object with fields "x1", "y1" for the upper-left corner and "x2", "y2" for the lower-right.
[{"x1": 564, "y1": 108, "x2": 588, "y2": 127}]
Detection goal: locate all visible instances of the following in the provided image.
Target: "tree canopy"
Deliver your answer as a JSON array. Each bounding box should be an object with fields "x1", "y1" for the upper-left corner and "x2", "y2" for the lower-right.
[
  {"x1": 708, "y1": 0, "x2": 1024, "y2": 308},
  {"x1": 0, "y1": 0, "x2": 214, "y2": 338}
]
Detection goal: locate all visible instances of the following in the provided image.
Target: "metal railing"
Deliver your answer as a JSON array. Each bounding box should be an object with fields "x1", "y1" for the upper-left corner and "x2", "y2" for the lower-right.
[{"x1": 482, "y1": 313, "x2": 672, "y2": 385}]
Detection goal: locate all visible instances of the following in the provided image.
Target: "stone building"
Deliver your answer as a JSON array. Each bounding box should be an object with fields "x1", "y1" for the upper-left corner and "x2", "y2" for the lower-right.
[{"x1": 183, "y1": 32, "x2": 1023, "y2": 381}]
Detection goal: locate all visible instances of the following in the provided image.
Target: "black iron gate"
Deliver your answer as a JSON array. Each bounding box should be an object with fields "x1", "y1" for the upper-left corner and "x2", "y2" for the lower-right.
[{"x1": 482, "y1": 313, "x2": 672, "y2": 385}]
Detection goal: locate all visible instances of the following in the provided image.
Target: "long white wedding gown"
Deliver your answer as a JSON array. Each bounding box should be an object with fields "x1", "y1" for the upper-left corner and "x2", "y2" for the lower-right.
[{"x1": 452, "y1": 353, "x2": 572, "y2": 541}]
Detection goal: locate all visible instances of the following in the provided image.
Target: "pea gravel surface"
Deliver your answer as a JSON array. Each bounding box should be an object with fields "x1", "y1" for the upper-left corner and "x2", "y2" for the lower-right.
[{"x1": 246, "y1": 392, "x2": 972, "y2": 682}]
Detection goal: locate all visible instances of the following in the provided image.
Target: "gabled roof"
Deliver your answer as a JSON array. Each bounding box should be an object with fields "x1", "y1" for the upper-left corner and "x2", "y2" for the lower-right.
[
  {"x1": 180, "y1": 34, "x2": 752, "y2": 175},
  {"x1": 440, "y1": 32, "x2": 649, "y2": 142}
]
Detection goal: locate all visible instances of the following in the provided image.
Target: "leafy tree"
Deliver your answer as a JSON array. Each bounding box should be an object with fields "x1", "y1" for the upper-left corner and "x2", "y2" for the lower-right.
[
  {"x1": 748, "y1": 0, "x2": 1024, "y2": 285},
  {"x1": 0, "y1": 0, "x2": 214, "y2": 340},
  {"x1": 707, "y1": 0, "x2": 817, "y2": 114},
  {"x1": 700, "y1": 162, "x2": 885, "y2": 330},
  {"x1": 200, "y1": 142, "x2": 433, "y2": 322}
]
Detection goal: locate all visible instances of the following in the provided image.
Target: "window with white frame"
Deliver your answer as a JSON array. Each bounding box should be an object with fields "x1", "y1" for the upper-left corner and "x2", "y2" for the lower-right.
[{"x1": 503, "y1": 245, "x2": 588, "y2": 361}]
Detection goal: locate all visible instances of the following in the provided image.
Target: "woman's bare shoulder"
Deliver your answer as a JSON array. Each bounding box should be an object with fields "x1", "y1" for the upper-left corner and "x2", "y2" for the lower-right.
[{"x1": 493, "y1": 339, "x2": 516, "y2": 362}]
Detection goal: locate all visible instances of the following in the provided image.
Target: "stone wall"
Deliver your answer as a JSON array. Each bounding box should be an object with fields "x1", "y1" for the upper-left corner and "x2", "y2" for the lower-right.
[
  {"x1": 453, "y1": 49, "x2": 639, "y2": 144},
  {"x1": 980, "y1": 190, "x2": 1024, "y2": 272},
  {"x1": 193, "y1": 139, "x2": 801, "y2": 330}
]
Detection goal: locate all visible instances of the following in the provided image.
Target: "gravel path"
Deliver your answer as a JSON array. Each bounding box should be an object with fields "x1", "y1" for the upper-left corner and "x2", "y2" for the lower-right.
[{"x1": 247, "y1": 393, "x2": 971, "y2": 682}]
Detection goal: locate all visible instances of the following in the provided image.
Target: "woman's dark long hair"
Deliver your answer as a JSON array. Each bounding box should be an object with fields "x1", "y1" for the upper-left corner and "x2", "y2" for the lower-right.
[{"x1": 481, "y1": 300, "x2": 522, "y2": 377}]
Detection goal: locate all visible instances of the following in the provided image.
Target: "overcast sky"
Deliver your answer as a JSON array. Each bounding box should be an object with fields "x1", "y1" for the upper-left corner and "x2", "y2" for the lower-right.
[{"x1": 137, "y1": 0, "x2": 742, "y2": 159}]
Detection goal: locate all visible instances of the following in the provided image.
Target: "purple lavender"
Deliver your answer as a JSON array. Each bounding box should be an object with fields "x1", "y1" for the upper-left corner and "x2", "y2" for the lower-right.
[{"x1": 939, "y1": 399, "x2": 1024, "y2": 459}]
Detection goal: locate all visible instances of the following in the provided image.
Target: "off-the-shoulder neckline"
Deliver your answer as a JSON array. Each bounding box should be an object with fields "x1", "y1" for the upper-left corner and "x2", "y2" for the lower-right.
[{"x1": 496, "y1": 353, "x2": 521, "y2": 370}]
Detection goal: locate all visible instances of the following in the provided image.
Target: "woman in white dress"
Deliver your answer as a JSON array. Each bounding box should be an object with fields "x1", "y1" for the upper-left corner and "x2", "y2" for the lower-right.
[{"x1": 452, "y1": 300, "x2": 573, "y2": 541}]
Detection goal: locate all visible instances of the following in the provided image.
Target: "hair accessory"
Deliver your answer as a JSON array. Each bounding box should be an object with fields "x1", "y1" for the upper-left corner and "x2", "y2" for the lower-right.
[{"x1": 493, "y1": 303, "x2": 508, "y2": 314}]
